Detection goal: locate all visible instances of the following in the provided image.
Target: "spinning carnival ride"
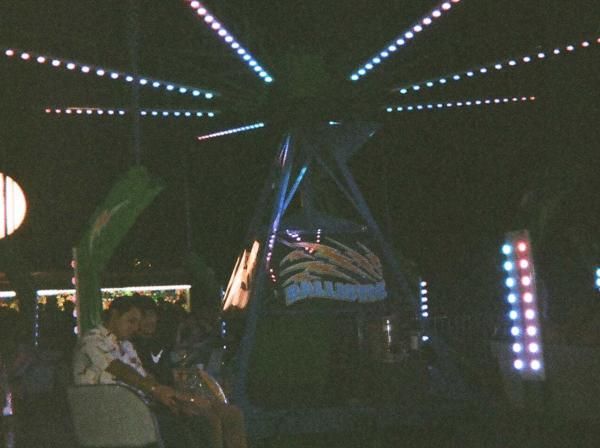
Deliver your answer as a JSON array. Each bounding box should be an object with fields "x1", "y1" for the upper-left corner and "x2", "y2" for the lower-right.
[{"x1": 2, "y1": 0, "x2": 598, "y2": 438}]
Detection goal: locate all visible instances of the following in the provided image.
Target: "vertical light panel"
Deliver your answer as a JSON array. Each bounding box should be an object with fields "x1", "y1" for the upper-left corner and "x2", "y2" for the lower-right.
[
  {"x1": 501, "y1": 230, "x2": 545, "y2": 379},
  {"x1": 595, "y1": 267, "x2": 600, "y2": 291},
  {"x1": 420, "y1": 279, "x2": 430, "y2": 342}
]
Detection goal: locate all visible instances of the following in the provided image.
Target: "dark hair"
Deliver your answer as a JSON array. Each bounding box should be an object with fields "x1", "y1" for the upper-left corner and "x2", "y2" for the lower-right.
[
  {"x1": 107, "y1": 295, "x2": 143, "y2": 318},
  {"x1": 131, "y1": 294, "x2": 157, "y2": 316}
]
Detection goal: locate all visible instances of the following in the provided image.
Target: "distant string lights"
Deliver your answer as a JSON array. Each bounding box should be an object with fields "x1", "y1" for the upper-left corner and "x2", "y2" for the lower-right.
[
  {"x1": 350, "y1": 0, "x2": 462, "y2": 81},
  {"x1": 393, "y1": 36, "x2": 600, "y2": 95},
  {"x1": 3, "y1": 47, "x2": 217, "y2": 99},
  {"x1": 196, "y1": 122, "x2": 265, "y2": 141},
  {"x1": 385, "y1": 95, "x2": 535, "y2": 113},
  {"x1": 43, "y1": 107, "x2": 216, "y2": 118},
  {"x1": 185, "y1": 1, "x2": 274, "y2": 84}
]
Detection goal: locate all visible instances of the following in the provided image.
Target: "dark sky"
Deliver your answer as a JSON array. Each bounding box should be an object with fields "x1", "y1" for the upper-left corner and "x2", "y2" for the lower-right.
[{"x1": 0, "y1": 1, "x2": 598, "y2": 316}]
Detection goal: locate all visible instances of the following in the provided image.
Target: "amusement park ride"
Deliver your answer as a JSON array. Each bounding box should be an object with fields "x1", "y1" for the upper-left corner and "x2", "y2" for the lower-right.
[{"x1": 1, "y1": 0, "x2": 598, "y2": 439}]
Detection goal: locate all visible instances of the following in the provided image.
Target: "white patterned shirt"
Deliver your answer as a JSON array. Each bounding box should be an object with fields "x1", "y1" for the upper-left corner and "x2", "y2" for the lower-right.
[{"x1": 73, "y1": 325, "x2": 147, "y2": 385}]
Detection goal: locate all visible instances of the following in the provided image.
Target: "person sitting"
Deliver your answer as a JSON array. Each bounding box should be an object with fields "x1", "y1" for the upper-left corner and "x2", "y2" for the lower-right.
[
  {"x1": 130, "y1": 295, "x2": 173, "y2": 385},
  {"x1": 72, "y1": 295, "x2": 247, "y2": 448}
]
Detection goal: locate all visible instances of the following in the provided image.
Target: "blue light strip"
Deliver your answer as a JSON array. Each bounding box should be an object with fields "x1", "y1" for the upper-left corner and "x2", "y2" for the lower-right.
[
  {"x1": 196, "y1": 122, "x2": 265, "y2": 141},
  {"x1": 3, "y1": 47, "x2": 217, "y2": 99},
  {"x1": 350, "y1": 0, "x2": 463, "y2": 81},
  {"x1": 393, "y1": 36, "x2": 599, "y2": 95},
  {"x1": 385, "y1": 95, "x2": 535, "y2": 112},
  {"x1": 44, "y1": 107, "x2": 217, "y2": 118},
  {"x1": 185, "y1": 1, "x2": 274, "y2": 84}
]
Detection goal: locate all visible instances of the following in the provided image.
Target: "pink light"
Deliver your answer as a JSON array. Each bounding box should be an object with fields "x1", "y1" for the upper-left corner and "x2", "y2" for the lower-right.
[
  {"x1": 51, "y1": 59, "x2": 61, "y2": 67},
  {"x1": 423, "y1": 17, "x2": 432, "y2": 25},
  {"x1": 204, "y1": 15, "x2": 214, "y2": 23},
  {"x1": 521, "y1": 276, "x2": 531, "y2": 286},
  {"x1": 44, "y1": 108, "x2": 51, "y2": 113},
  {"x1": 581, "y1": 41, "x2": 589, "y2": 47},
  {"x1": 519, "y1": 259, "x2": 529, "y2": 269},
  {"x1": 523, "y1": 292, "x2": 533, "y2": 303},
  {"x1": 211, "y1": 22, "x2": 221, "y2": 30},
  {"x1": 432, "y1": 10, "x2": 441, "y2": 17},
  {"x1": 36, "y1": 56, "x2": 46, "y2": 63},
  {"x1": 525, "y1": 309, "x2": 535, "y2": 320},
  {"x1": 20, "y1": 52, "x2": 30, "y2": 60},
  {"x1": 517, "y1": 241, "x2": 527, "y2": 252},
  {"x1": 441, "y1": 3, "x2": 451, "y2": 10},
  {"x1": 566, "y1": 45, "x2": 574, "y2": 51},
  {"x1": 5, "y1": 49, "x2": 15, "y2": 57},
  {"x1": 190, "y1": 1, "x2": 200, "y2": 7},
  {"x1": 81, "y1": 66, "x2": 90, "y2": 73},
  {"x1": 526, "y1": 326, "x2": 537, "y2": 336}
]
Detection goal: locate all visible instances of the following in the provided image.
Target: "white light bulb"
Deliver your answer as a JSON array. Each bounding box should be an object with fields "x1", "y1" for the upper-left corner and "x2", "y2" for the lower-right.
[
  {"x1": 36, "y1": 56, "x2": 46, "y2": 63},
  {"x1": 442, "y1": 2, "x2": 451, "y2": 10},
  {"x1": 526, "y1": 326, "x2": 537, "y2": 336},
  {"x1": 423, "y1": 17, "x2": 432, "y2": 25},
  {"x1": 531, "y1": 360, "x2": 541, "y2": 370},
  {"x1": 512, "y1": 343, "x2": 522, "y2": 353},
  {"x1": 511, "y1": 326, "x2": 520, "y2": 336},
  {"x1": 507, "y1": 293, "x2": 517, "y2": 304},
  {"x1": 432, "y1": 10, "x2": 441, "y2": 17},
  {"x1": 404, "y1": 32, "x2": 414, "y2": 39},
  {"x1": 396, "y1": 38, "x2": 405, "y2": 46},
  {"x1": 514, "y1": 359, "x2": 524, "y2": 370},
  {"x1": 413, "y1": 25, "x2": 423, "y2": 33}
]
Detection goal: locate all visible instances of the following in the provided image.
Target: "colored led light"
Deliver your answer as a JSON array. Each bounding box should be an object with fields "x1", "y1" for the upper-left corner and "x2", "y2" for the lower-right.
[
  {"x1": 3, "y1": 46, "x2": 217, "y2": 98},
  {"x1": 392, "y1": 36, "x2": 597, "y2": 94},
  {"x1": 185, "y1": 1, "x2": 273, "y2": 83},
  {"x1": 514, "y1": 359, "x2": 524, "y2": 370},
  {"x1": 349, "y1": 0, "x2": 463, "y2": 80},
  {"x1": 507, "y1": 293, "x2": 517, "y2": 304},
  {"x1": 512, "y1": 343, "x2": 522, "y2": 353},
  {"x1": 197, "y1": 122, "x2": 266, "y2": 141}
]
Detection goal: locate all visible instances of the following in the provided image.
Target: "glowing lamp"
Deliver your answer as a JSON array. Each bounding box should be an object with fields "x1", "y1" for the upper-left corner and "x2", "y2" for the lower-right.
[{"x1": 0, "y1": 173, "x2": 27, "y2": 239}]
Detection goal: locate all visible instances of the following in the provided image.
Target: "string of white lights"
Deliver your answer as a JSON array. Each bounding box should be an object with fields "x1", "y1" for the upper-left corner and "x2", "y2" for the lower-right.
[
  {"x1": 393, "y1": 36, "x2": 599, "y2": 94},
  {"x1": 196, "y1": 122, "x2": 265, "y2": 141},
  {"x1": 44, "y1": 107, "x2": 217, "y2": 117},
  {"x1": 3, "y1": 47, "x2": 217, "y2": 99},
  {"x1": 350, "y1": 0, "x2": 462, "y2": 81},
  {"x1": 185, "y1": 1, "x2": 274, "y2": 84},
  {"x1": 385, "y1": 95, "x2": 535, "y2": 112}
]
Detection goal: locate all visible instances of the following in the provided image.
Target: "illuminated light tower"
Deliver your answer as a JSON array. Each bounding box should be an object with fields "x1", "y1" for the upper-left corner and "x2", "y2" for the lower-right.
[
  {"x1": 501, "y1": 230, "x2": 545, "y2": 379},
  {"x1": 595, "y1": 267, "x2": 600, "y2": 291}
]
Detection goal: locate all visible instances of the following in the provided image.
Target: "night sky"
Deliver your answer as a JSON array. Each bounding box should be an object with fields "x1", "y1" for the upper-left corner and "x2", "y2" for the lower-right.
[{"x1": 0, "y1": 1, "x2": 598, "y2": 318}]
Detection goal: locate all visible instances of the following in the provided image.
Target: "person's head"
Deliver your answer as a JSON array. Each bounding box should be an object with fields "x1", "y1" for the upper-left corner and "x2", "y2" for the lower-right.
[
  {"x1": 132, "y1": 295, "x2": 158, "y2": 338},
  {"x1": 106, "y1": 296, "x2": 143, "y2": 340}
]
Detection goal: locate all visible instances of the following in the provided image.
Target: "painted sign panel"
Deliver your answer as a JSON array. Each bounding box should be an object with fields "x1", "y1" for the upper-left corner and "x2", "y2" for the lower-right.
[{"x1": 277, "y1": 235, "x2": 387, "y2": 306}]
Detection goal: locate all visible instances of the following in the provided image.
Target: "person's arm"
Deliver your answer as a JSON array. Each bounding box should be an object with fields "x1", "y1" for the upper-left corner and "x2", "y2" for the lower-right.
[{"x1": 106, "y1": 359, "x2": 178, "y2": 410}]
